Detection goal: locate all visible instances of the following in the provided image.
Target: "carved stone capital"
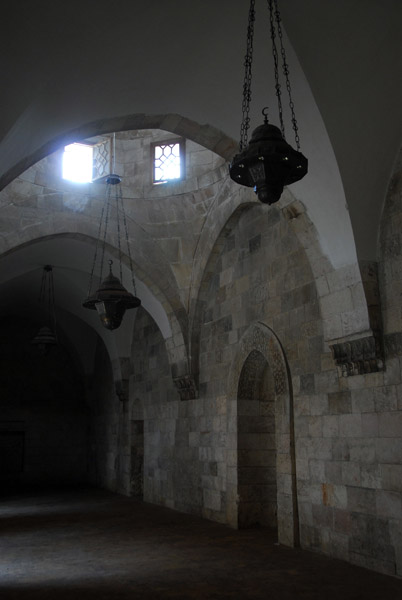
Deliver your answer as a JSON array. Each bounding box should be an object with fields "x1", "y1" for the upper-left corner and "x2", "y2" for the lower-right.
[
  {"x1": 115, "y1": 379, "x2": 129, "y2": 402},
  {"x1": 330, "y1": 334, "x2": 383, "y2": 377},
  {"x1": 173, "y1": 374, "x2": 198, "y2": 401}
]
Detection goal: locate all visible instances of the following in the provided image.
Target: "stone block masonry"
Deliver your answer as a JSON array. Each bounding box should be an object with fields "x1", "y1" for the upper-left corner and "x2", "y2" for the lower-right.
[{"x1": 1, "y1": 116, "x2": 402, "y2": 584}]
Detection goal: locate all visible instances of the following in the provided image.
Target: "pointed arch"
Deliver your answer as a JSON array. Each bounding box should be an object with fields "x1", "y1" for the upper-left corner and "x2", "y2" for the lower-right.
[
  {"x1": 188, "y1": 184, "x2": 261, "y2": 387},
  {"x1": 0, "y1": 232, "x2": 190, "y2": 395},
  {"x1": 0, "y1": 113, "x2": 238, "y2": 192},
  {"x1": 226, "y1": 321, "x2": 299, "y2": 547}
]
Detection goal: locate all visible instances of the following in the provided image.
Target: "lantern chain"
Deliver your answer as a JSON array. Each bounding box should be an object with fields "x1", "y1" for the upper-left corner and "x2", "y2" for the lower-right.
[
  {"x1": 37, "y1": 265, "x2": 58, "y2": 339},
  {"x1": 240, "y1": 0, "x2": 256, "y2": 151},
  {"x1": 87, "y1": 199, "x2": 107, "y2": 296},
  {"x1": 99, "y1": 185, "x2": 112, "y2": 284},
  {"x1": 87, "y1": 180, "x2": 137, "y2": 299},
  {"x1": 268, "y1": 0, "x2": 285, "y2": 138},
  {"x1": 273, "y1": 0, "x2": 301, "y2": 150},
  {"x1": 239, "y1": 0, "x2": 302, "y2": 151},
  {"x1": 121, "y1": 193, "x2": 138, "y2": 297},
  {"x1": 115, "y1": 185, "x2": 123, "y2": 283},
  {"x1": 48, "y1": 266, "x2": 57, "y2": 340}
]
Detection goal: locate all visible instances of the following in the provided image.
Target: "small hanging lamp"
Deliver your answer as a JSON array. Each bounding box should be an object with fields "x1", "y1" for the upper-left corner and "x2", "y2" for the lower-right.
[
  {"x1": 31, "y1": 265, "x2": 58, "y2": 353},
  {"x1": 229, "y1": 0, "x2": 308, "y2": 204},
  {"x1": 83, "y1": 258, "x2": 140, "y2": 330},
  {"x1": 82, "y1": 135, "x2": 141, "y2": 330}
]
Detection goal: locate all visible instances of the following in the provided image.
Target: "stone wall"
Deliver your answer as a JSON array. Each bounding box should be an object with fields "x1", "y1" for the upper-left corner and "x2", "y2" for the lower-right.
[
  {"x1": 195, "y1": 200, "x2": 402, "y2": 576},
  {"x1": 115, "y1": 129, "x2": 225, "y2": 192},
  {"x1": 129, "y1": 203, "x2": 318, "y2": 533},
  {"x1": 196, "y1": 202, "x2": 318, "y2": 524},
  {"x1": 88, "y1": 337, "x2": 122, "y2": 492},
  {"x1": 131, "y1": 307, "x2": 206, "y2": 514},
  {"x1": 1, "y1": 123, "x2": 401, "y2": 578},
  {"x1": 375, "y1": 148, "x2": 402, "y2": 576},
  {"x1": 125, "y1": 192, "x2": 402, "y2": 576}
]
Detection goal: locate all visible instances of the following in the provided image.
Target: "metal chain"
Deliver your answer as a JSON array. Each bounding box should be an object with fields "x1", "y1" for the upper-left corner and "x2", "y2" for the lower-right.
[
  {"x1": 99, "y1": 185, "x2": 112, "y2": 284},
  {"x1": 47, "y1": 269, "x2": 52, "y2": 328},
  {"x1": 87, "y1": 195, "x2": 107, "y2": 296},
  {"x1": 268, "y1": 0, "x2": 285, "y2": 138},
  {"x1": 49, "y1": 267, "x2": 57, "y2": 341},
  {"x1": 121, "y1": 191, "x2": 138, "y2": 297},
  {"x1": 39, "y1": 268, "x2": 46, "y2": 302},
  {"x1": 115, "y1": 180, "x2": 137, "y2": 296},
  {"x1": 273, "y1": 0, "x2": 301, "y2": 150},
  {"x1": 115, "y1": 185, "x2": 123, "y2": 283},
  {"x1": 239, "y1": 0, "x2": 301, "y2": 151},
  {"x1": 88, "y1": 179, "x2": 138, "y2": 298},
  {"x1": 240, "y1": 0, "x2": 256, "y2": 151}
]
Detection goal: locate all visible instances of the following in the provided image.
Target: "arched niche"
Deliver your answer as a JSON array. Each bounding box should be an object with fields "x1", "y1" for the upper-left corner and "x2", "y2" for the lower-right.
[
  {"x1": 227, "y1": 321, "x2": 299, "y2": 547},
  {"x1": 237, "y1": 350, "x2": 277, "y2": 532}
]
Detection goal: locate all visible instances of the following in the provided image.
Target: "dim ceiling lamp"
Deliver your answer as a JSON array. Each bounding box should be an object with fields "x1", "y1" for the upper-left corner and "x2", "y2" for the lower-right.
[
  {"x1": 31, "y1": 264, "x2": 58, "y2": 353},
  {"x1": 83, "y1": 134, "x2": 141, "y2": 330},
  {"x1": 229, "y1": 0, "x2": 308, "y2": 204}
]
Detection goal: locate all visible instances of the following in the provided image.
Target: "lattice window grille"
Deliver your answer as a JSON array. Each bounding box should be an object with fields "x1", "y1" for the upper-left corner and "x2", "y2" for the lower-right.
[{"x1": 153, "y1": 141, "x2": 183, "y2": 183}]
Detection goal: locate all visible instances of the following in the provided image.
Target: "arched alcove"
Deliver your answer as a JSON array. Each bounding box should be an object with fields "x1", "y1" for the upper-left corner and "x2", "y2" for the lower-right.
[
  {"x1": 227, "y1": 322, "x2": 298, "y2": 547},
  {"x1": 237, "y1": 350, "x2": 277, "y2": 532}
]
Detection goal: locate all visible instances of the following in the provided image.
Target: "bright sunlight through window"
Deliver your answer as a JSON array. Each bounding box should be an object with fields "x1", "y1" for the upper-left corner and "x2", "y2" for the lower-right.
[
  {"x1": 62, "y1": 143, "x2": 93, "y2": 183},
  {"x1": 153, "y1": 141, "x2": 182, "y2": 183}
]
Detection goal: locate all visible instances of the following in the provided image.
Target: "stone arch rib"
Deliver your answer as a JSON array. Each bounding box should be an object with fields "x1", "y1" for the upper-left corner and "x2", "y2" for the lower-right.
[
  {"x1": 0, "y1": 113, "x2": 238, "y2": 192},
  {"x1": 0, "y1": 231, "x2": 191, "y2": 396},
  {"x1": 188, "y1": 193, "x2": 260, "y2": 388}
]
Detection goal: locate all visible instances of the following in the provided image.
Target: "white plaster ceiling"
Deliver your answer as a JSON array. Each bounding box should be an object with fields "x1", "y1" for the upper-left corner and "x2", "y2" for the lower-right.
[{"x1": 0, "y1": 0, "x2": 401, "y2": 267}]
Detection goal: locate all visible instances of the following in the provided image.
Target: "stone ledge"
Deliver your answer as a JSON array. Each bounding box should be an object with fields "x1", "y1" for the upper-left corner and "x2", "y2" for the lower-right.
[{"x1": 330, "y1": 334, "x2": 384, "y2": 377}]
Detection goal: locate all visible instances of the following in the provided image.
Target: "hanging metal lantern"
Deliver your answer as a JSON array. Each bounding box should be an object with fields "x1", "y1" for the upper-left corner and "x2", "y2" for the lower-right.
[
  {"x1": 230, "y1": 109, "x2": 307, "y2": 204},
  {"x1": 229, "y1": 0, "x2": 308, "y2": 203},
  {"x1": 83, "y1": 259, "x2": 140, "y2": 330},
  {"x1": 31, "y1": 265, "x2": 58, "y2": 354},
  {"x1": 82, "y1": 142, "x2": 141, "y2": 330},
  {"x1": 32, "y1": 325, "x2": 57, "y2": 347}
]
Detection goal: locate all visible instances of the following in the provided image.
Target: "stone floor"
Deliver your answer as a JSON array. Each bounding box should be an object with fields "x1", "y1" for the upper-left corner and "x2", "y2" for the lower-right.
[{"x1": 0, "y1": 487, "x2": 401, "y2": 599}]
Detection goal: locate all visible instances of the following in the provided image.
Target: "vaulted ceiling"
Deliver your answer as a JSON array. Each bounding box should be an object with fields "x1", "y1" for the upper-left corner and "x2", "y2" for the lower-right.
[{"x1": 1, "y1": 0, "x2": 402, "y2": 266}]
